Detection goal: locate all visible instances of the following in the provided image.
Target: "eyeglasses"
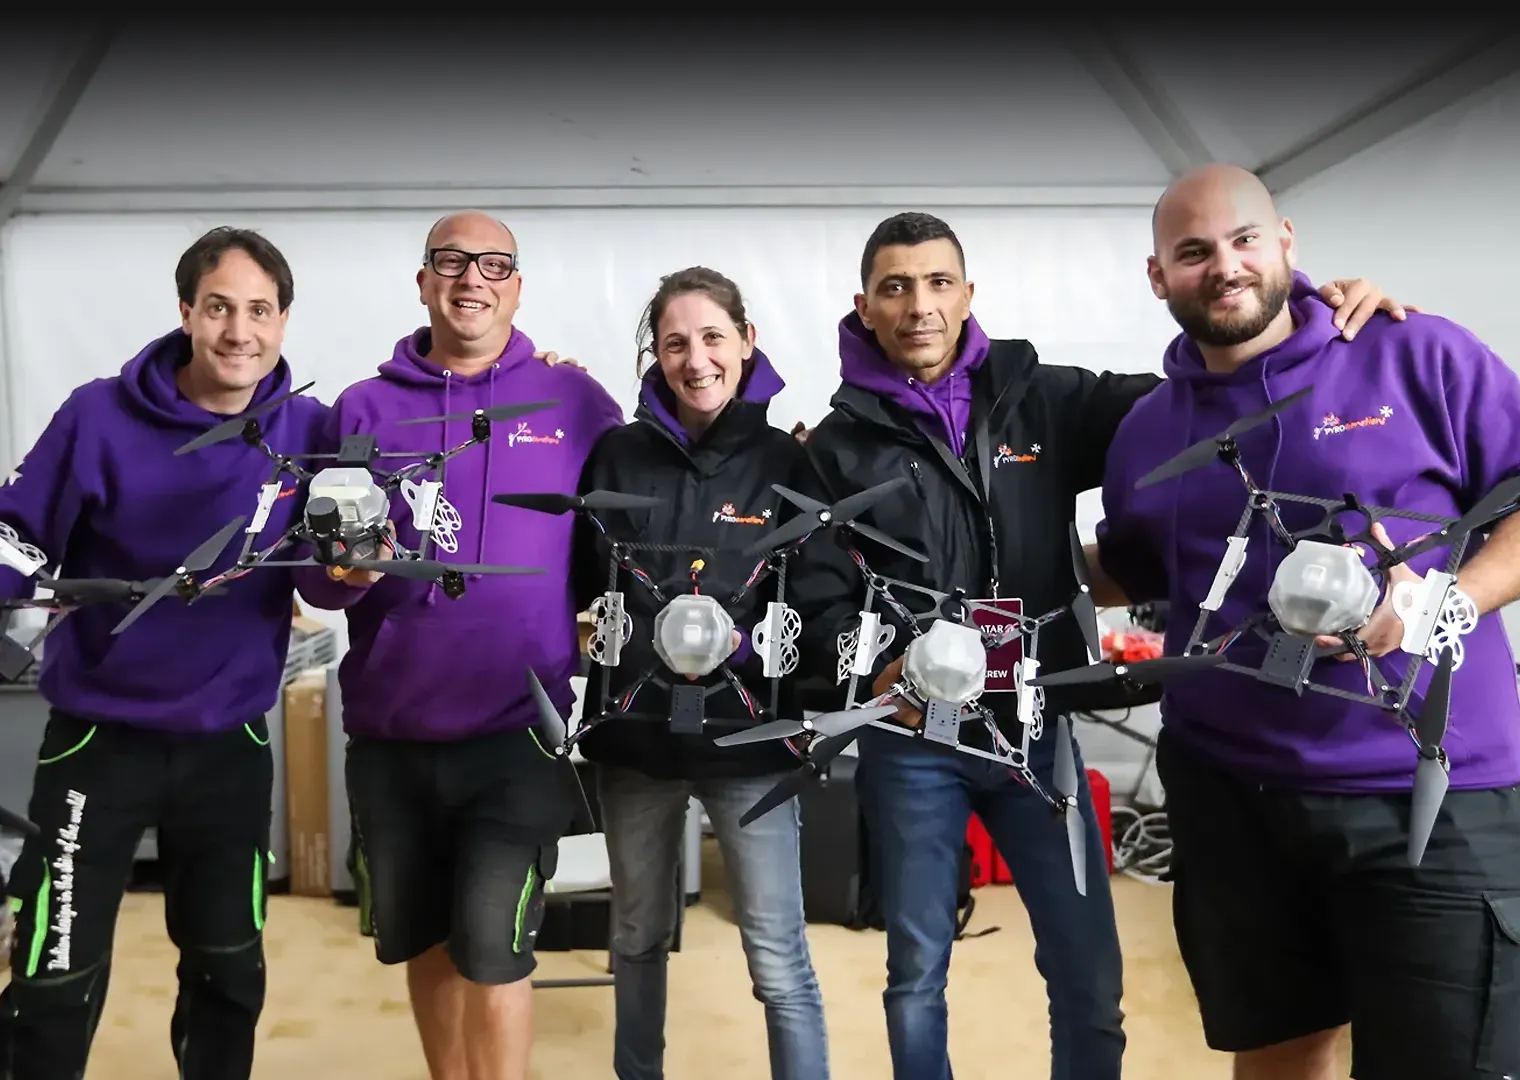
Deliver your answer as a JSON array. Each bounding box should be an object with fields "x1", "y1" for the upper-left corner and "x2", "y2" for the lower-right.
[{"x1": 425, "y1": 247, "x2": 518, "y2": 281}]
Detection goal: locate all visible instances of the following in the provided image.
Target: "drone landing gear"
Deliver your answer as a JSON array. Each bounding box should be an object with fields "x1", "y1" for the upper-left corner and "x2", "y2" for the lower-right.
[{"x1": 1257, "y1": 632, "x2": 1319, "y2": 693}]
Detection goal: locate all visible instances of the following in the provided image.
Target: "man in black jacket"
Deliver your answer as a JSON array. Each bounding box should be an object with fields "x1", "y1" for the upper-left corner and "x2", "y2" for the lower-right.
[{"x1": 796, "y1": 211, "x2": 1405, "y2": 1080}]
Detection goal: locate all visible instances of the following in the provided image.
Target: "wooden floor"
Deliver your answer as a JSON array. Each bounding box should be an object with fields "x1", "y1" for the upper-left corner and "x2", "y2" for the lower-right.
[{"x1": 11, "y1": 838, "x2": 1349, "y2": 1079}]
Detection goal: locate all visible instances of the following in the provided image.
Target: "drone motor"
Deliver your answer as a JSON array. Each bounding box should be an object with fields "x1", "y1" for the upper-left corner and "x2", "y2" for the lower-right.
[{"x1": 1267, "y1": 540, "x2": 1381, "y2": 639}]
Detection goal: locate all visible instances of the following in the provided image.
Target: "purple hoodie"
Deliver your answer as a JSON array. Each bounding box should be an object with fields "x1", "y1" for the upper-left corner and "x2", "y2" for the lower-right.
[
  {"x1": 626, "y1": 348, "x2": 789, "y2": 666},
  {"x1": 0, "y1": 329, "x2": 328, "y2": 732},
  {"x1": 836, "y1": 310, "x2": 991, "y2": 455},
  {"x1": 298, "y1": 327, "x2": 624, "y2": 741},
  {"x1": 1097, "y1": 272, "x2": 1520, "y2": 792}
]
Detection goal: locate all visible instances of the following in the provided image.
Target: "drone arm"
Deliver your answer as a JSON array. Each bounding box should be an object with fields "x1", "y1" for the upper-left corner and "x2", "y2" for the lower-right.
[{"x1": 1445, "y1": 510, "x2": 1520, "y2": 615}]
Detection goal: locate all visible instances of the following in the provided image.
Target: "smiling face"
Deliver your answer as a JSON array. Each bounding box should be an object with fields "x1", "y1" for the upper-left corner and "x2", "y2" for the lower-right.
[
  {"x1": 178, "y1": 247, "x2": 288, "y2": 397},
  {"x1": 1148, "y1": 164, "x2": 1297, "y2": 356},
  {"x1": 416, "y1": 211, "x2": 522, "y2": 366},
  {"x1": 654, "y1": 290, "x2": 755, "y2": 429}
]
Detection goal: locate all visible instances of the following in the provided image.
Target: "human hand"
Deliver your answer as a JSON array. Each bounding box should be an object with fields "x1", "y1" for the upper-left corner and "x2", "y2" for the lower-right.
[
  {"x1": 535, "y1": 350, "x2": 585, "y2": 370},
  {"x1": 1318, "y1": 279, "x2": 1420, "y2": 341},
  {"x1": 685, "y1": 629, "x2": 744, "y2": 682},
  {"x1": 791, "y1": 420, "x2": 810, "y2": 443},
  {"x1": 1313, "y1": 522, "x2": 1420, "y2": 660},
  {"x1": 872, "y1": 654, "x2": 922, "y2": 728},
  {"x1": 327, "y1": 521, "x2": 395, "y2": 587}
]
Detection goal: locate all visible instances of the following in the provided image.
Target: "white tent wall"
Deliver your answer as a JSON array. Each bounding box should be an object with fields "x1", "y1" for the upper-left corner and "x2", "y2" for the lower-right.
[{"x1": 1, "y1": 18, "x2": 1517, "y2": 806}]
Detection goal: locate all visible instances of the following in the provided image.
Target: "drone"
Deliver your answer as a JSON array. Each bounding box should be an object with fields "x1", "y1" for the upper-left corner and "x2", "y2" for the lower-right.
[
  {"x1": 109, "y1": 380, "x2": 560, "y2": 634},
  {"x1": 718, "y1": 516, "x2": 1105, "y2": 896},
  {"x1": 509, "y1": 476, "x2": 928, "y2": 834},
  {"x1": 0, "y1": 512, "x2": 248, "y2": 683},
  {"x1": 1028, "y1": 385, "x2": 1520, "y2": 867}
]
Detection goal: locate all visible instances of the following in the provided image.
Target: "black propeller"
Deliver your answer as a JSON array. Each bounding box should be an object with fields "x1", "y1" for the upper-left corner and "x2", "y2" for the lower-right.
[
  {"x1": 0, "y1": 803, "x2": 38, "y2": 838},
  {"x1": 1052, "y1": 715, "x2": 1088, "y2": 896},
  {"x1": 174, "y1": 382, "x2": 317, "y2": 455},
  {"x1": 1391, "y1": 476, "x2": 1520, "y2": 567},
  {"x1": 396, "y1": 400, "x2": 559, "y2": 426},
  {"x1": 742, "y1": 478, "x2": 925, "y2": 562},
  {"x1": 1407, "y1": 646, "x2": 1456, "y2": 867},
  {"x1": 112, "y1": 516, "x2": 248, "y2": 634},
  {"x1": 492, "y1": 491, "x2": 664, "y2": 514},
  {"x1": 739, "y1": 729, "x2": 862, "y2": 828},
  {"x1": 1067, "y1": 523, "x2": 1102, "y2": 663},
  {"x1": 711, "y1": 703, "x2": 899, "y2": 748},
  {"x1": 526, "y1": 668, "x2": 597, "y2": 834},
  {"x1": 1028, "y1": 652, "x2": 1228, "y2": 689},
  {"x1": 339, "y1": 558, "x2": 543, "y2": 582},
  {"x1": 1136, "y1": 386, "x2": 1315, "y2": 489}
]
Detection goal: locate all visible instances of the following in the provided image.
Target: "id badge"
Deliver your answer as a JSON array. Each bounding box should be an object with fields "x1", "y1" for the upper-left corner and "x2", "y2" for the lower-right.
[{"x1": 969, "y1": 598, "x2": 1023, "y2": 693}]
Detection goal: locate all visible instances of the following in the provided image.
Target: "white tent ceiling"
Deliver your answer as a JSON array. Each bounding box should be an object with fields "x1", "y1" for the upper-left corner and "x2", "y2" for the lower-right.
[{"x1": 2, "y1": 18, "x2": 1517, "y2": 217}]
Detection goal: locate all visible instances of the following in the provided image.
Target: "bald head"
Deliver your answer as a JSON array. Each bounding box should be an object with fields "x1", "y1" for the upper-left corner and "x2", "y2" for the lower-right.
[
  {"x1": 1152, "y1": 163, "x2": 1279, "y2": 254},
  {"x1": 1145, "y1": 163, "x2": 1297, "y2": 354},
  {"x1": 423, "y1": 209, "x2": 516, "y2": 258},
  {"x1": 417, "y1": 208, "x2": 524, "y2": 367}
]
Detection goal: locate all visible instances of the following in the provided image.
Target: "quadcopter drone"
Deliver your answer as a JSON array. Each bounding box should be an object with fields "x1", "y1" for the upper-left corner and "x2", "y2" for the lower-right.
[
  {"x1": 504, "y1": 476, "x2": 925, "y2": 829},
  {"x1": 510, "y1": 474, "x2": 1101, "y2": 895},
  {"x1": 718, "y1": 516, "x2": 1105, "y2": 896},
  {"x1": 108, "y1": 380, "x2": 561, "y2": 634},
  {"x1": 1028, "y1": 385, "x2": 1520, "y2": 867}
]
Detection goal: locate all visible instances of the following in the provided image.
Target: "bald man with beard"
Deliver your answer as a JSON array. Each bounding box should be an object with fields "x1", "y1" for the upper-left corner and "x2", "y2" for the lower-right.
[
  {"x1": 298, "y1": 210, "x2": 624, "y2": 1080},
  {"x1": 1094, "y1": 164, "x2": 1520, "y2": 1079}
]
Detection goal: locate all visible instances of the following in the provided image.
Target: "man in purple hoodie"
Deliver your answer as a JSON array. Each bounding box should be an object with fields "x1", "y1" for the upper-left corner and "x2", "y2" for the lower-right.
[
  {"x1": 297, "y1": 210, "x2": 623, "y2": 1080},
  {"x1": 0, "y1": 227, "x2": 329, "y2": 1080},
  {"x1": 1096, "y1": 163, "x2": 1520, "y2": 1079},
  {"x1": 798, "y1": 210, "x2": 1408, "y2": 1080}
]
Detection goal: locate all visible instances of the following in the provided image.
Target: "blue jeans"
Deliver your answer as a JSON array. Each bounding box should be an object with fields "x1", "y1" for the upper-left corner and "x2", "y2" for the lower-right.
[
  {"x1": 597, "y1": 765, "x2": 829, "y2": 1080},
  {"x1": 855, "y1": 725, "x2": 1125, "y2": 1080}
]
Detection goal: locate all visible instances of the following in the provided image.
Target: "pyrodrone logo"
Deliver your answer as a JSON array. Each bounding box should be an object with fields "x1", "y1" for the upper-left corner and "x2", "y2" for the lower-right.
[
  {"x1": 713, "y1": 502, "x2": 770, "y2": 525},
  {"x1": 506, "y1": 423, "x2": 565, "y2": 448},
  {"x1": 993, "y1": 443, "x2": 1040, "y2": 468},
  {"x1": 1313, "y1": 405, "x2": 1394, "y2": 440}
]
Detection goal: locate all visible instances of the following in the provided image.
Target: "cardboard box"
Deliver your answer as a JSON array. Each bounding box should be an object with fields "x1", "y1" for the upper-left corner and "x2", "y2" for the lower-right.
[{"x1": 283, "y1": 669, "x2": 330, "y2": 896}]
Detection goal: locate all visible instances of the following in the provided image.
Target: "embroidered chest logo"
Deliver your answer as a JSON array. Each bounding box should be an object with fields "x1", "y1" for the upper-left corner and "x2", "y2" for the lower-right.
[
  {"x1": 506, "y1": 422, "x2": 565, "y2": 448},
  {"x1": 713, "y1": 502, "x2": 770, "y2": 525},
  {"x1": 993, "y1": 442, "x2": 1040, "y2": 468},
  {"x1": 1313, "y1": 405, "x2": 1394, "y2": 440}
]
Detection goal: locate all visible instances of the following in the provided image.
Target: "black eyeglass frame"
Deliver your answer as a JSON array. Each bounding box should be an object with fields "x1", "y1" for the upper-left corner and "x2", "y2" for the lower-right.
[{"x1": 424, "y1": 247, "x2": 519, "y2": 281}]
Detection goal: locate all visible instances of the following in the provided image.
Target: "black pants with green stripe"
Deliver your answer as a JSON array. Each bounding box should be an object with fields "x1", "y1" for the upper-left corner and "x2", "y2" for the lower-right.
[{"x1": 0, "y1": 709, "x2": 272, "y2": 1080}]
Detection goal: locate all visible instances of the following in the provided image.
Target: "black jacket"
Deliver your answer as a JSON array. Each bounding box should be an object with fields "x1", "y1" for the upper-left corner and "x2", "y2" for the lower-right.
[
  {"x1": 570, "y1": 372, "x2": 855, "y2": 781},
  {"x1": 800, "y1": 337, "x2": 1161, "y2": 733}
]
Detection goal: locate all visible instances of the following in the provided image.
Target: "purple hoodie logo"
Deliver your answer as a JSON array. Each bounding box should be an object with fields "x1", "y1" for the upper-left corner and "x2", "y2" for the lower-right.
[
  {"x1": 1312, "y1": 404, "x2": 1396, "y2": 441},
  {"x1": 505, "y1": 421, "x2": 565, "y2": 448}
]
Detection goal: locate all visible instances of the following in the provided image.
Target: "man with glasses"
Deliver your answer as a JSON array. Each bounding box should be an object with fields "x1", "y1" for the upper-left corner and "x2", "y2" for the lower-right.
[{"x1": 297, "y1": 210, "x2": 623, "y2": 1080}]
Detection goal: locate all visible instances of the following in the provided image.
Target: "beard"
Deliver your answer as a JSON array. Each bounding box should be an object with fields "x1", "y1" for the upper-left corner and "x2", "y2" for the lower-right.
[{"x1": 1166, "y1": 261, "x2": 1293, "y2": 347}]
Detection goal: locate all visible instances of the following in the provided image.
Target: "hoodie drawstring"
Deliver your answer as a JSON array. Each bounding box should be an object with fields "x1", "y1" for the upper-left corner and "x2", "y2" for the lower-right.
[
  {"x1": 426, "y1": 371, "x2": 454, "y2": 606},
  {"x1": 480, "y1": 365, "x2": 495, "y2": 569}
]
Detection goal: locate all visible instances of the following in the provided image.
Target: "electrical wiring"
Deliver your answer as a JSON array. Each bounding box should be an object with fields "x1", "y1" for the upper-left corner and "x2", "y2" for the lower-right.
[{"x1": 1109, "y1": 803, "x2": 1171, "y2": 883}]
